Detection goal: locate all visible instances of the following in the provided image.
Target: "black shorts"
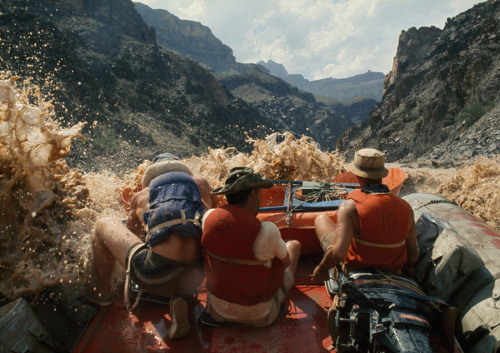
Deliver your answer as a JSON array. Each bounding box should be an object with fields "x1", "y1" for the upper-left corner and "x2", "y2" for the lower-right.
[{"x1": 125, "y1": 244, "x2": 203, "y2": 297}]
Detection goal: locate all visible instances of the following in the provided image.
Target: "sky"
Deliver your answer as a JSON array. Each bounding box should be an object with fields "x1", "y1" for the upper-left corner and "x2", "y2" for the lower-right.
[{"x1": 137, "y1": 0, "x2": 483, "y2": 80}]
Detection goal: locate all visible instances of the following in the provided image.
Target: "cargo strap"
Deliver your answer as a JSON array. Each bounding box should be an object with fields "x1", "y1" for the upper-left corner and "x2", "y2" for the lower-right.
[
  {"x1": 206, "y1": 250, "x2": 267, "y2": 266},
  {"x1": 124, "y1": 243, "x2": 146, "y2": 311},
  {"x1": 123, "y1": 244, "x2": 188, "y2": 311},
  {"x1": 413, "y1": 199, "x2": 457, "y2": 210},
  {"x1": 374, "y1": 270, "x2": 446, "y2": 311},
  {"x1": 146, "y1": 211, "x2": 201, "y2": 241},
  {"x1": 354, "y1": 238, "x2": 406, "y2": 248}
]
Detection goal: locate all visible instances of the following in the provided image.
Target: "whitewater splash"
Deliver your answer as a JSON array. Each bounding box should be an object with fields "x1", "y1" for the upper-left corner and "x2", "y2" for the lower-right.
[
  {"x1": 122, "y1": 133, "x2": 346, "y2": 194},
  {"x1": 0, "y1": 76, "x2": 498, "y2": 304},
  {"x1": 0, "y1": 76, "x2": 89, "y2": 301},
  {"x1": 0, "y1": 76, "x2": 347, "y2": 303}
]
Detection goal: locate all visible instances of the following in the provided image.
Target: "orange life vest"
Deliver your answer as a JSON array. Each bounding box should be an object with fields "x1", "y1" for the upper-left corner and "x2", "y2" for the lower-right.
[
  {"x1": 201, "y1": 205, "x2": 284, "y2": 305},
  {"x1": 344, "y1": 189, "x2": 411, "y2": 273}
]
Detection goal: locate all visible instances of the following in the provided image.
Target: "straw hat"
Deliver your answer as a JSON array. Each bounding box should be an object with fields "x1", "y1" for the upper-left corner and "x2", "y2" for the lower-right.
[
  {"x1": 211, "y1": 167, "x2": 274, "y2": 195},
  {"x1": 345, "y1": 148, "x2": 388, "y2": 179}
]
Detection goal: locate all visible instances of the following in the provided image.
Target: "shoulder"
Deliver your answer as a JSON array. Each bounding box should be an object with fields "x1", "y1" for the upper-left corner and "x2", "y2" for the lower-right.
[
  {"x1": 339, "y1": 199, "x2": 357, "y2": 214},
  {"x1": 131, "y1": 187, "x2": 149, "y2": 206},
  {"x1": 259, "y1": 221, "x2": 280, "y2": 236},
  {"x1": 202, "y1": 208, "x2": 217, "y2": 220},
  {"x1": 394, "y1": 195, "x2": 412, "y2": 211},
  {"x1": 193, "y1": 175, "x2": 209, "y2": 186}
]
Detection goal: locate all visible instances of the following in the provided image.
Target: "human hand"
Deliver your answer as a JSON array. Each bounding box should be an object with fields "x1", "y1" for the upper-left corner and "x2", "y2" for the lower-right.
[
  {"x1": 312, "y1": 265, "x2": 330, "y2": 282},
  {"x1": 402, "y1": 266, "x2": 415, "y2": 278}
]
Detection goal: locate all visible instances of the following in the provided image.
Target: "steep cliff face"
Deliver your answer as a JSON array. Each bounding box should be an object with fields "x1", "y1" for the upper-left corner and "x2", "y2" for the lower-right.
[
  {"x1": 218, "y1": 69, "x2": 363, "y2": 146},
  {"x1": 338, "y1": 0, "x2": 499, "y2": 165},
  {"x1": 0, "y1": 0, "x2": 274, "y2": 172},
  {"x1": 44, "y1": 0, "x2": 157, "y2": 43},
  {"x1": 133, "y1": 2, "x2": 376, "y2": 151},
  {"x1": 134, "y1": 2, "x2": 237, "y2": 72}
]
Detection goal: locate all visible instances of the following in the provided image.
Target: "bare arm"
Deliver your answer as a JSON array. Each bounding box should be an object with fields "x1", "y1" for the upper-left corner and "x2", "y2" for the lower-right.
[
  {"x1": 313, "y1": 200, "x2": 356, "y2": 281},
  {"x1": 281, "y1": 240, "x2": 301, "y2": 275},
  {"x1": 126, "y1": 187, "x2": 149, "y2": 236},
  {"x1": 193, "y1": 176, "x2": 218, "y2": 209},
  {"x1": 404, "y1": 208, "x2": 419, "y2": 276}
]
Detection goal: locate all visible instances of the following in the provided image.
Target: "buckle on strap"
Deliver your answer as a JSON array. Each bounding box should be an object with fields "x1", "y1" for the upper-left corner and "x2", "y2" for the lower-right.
[{"x1": 147, "y1": 212, "x2": 202, "y2": 236}]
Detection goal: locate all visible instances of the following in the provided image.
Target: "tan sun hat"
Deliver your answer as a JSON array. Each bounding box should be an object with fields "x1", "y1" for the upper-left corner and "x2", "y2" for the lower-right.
[
  {"x1": 345, "y1": 148, "x2": 388, "y2": 179},
  {"x1": 211, "y1": 167, "x2": 274, "y2": 195}
]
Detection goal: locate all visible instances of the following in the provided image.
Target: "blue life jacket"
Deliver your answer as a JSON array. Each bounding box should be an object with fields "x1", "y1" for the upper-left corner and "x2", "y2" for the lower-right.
[{"x1": 143, "y1": 171, "x2": 204, "y2": 247}]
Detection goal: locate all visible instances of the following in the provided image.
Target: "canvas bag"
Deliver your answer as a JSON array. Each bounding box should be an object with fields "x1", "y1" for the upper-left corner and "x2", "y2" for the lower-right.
[{"x1": 414, "y1": 213, "x2": 484, "y2": 301}]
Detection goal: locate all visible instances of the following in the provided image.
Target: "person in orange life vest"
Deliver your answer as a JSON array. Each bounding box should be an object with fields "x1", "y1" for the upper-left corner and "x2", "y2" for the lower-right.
[
  {"x1": 201, "y1": 167, "x2": 302, "y2": 326},
  {"x1": 88, "y1": 153, "x2": 218, "y2": 339},
  {"x1": 313, "y1": 148, "x2": 419, "y2": 281}
]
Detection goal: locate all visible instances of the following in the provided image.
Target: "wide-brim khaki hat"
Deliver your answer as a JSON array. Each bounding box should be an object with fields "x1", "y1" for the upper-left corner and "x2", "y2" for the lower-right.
[
  {"x1": 212, "y1": 167, "x2": 274, "y2": 195},
  {"x1": 152, "y1": 152, "x2": 179, "y2": 163},
  {"x1": 345, "y1": 148, "x2": 388, "y2": 179}
]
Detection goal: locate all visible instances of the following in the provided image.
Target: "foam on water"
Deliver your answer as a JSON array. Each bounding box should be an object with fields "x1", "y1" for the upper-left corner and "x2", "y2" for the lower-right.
[
  {"x1": 438, "y1": 156, "x2": 500, "y2": 231},
  {"x1": 0, "y1": 76, "x2": 89, "y2": 301}
]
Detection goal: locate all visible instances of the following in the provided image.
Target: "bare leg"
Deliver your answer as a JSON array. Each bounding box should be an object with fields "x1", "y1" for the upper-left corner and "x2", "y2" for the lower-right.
[
  {"x1": 91, "y1": 217, "x2": 143, "y2": 298},
  {"x1": 285, "y1": 240, "x2": 301, "y2": 275},
  {"x1": 168, "y1": 297, "x2": 190, "y2": 339},
  {"x1": 315, "y1": 213, "x2": 337, "y2": 242}
]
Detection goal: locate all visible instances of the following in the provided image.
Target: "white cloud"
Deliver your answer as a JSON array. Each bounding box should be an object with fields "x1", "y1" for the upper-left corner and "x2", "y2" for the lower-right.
[{"x1": 137, "y1": 0, "x2": 482, "y2": 79}]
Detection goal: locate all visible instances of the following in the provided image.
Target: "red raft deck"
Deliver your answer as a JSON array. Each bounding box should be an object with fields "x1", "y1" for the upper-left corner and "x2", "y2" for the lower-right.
[
  {"x1": 79, "y1": 169, "x2": 459, "y2": 352},
  {"x1": 72, "y1": 256, "x2": 334, "y2": 353},
  {"x1": 72, "y1": 256, "x2": 461, "y2": 353}
]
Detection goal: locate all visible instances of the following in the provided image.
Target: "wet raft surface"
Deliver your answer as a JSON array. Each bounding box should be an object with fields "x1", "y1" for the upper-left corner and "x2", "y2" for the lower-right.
[{"x1": 72, "y1": 255, "x2": 334, "y2": 353}]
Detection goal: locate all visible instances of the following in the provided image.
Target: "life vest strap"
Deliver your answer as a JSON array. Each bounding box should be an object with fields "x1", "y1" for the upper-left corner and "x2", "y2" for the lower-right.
[
  {"x1": 206, "y1": 249, "x2": 267, "y2": 266},
  {"x1": 354, "y1": 237, "x2": 406, "y2": 248},
  {"x1": 146, "y1": 212, "x2": 201, "y2": 236},
  {"x1": 124, "y1": 242, "x2": 147, "y2": 311}
]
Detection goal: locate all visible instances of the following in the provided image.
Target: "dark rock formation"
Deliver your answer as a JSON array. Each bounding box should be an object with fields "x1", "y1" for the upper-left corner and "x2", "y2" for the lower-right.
[
  {"x1": 50, "y1": 0, "x2": 157, "y2": 44},
  {"x1": 218, "y1": 68, "x2": 376, "y2": 146},
  {"x1": 0, "y1": 0, "x2": 276, "y2": 173},
  {"x1": 337, "y1": 0, "x2": 499, "y2": 165},
  {"x1": 134, "y1": 2, "x2": 236, "y2": 73},
  {"x1": 258, "y1": 60, "x2": 385, "y2": 101}
]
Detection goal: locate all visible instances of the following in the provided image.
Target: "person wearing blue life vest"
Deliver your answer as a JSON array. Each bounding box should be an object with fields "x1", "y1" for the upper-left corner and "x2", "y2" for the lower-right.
[{"x1": 87, "y1": 153, "x2": 218, "y2": 339}]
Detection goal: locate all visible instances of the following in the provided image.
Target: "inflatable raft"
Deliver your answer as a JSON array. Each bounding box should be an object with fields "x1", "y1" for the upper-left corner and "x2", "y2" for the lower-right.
[
  {"x1": 71, "y1": 191, "x2": 489, "y2": 353},
  {"x1": 72, "y1": 174, "x2": 498, "y2": 352},
  {"x1": 4, "y1": 168, "x2": 499, "y2": 352},
  {"x1": 257, "y1": 167, "x2": 407, "y2": 254},
  {"x1": 404, "y1": 193, "x2": 500, "y2": 353},
  {"x1": 121, "y1": 167, "x2": 407, "y2": 255}
]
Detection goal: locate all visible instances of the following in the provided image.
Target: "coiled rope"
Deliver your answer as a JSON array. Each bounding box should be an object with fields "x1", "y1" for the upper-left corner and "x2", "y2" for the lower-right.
[{"x1": 274, "y1": 181, "x2": 348, "y2": 225}]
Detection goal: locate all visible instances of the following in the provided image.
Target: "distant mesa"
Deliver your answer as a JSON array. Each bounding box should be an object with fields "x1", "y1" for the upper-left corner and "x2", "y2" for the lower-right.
[{"x1": 257, "y1": 60, "x2": 385, "y2": 102}]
